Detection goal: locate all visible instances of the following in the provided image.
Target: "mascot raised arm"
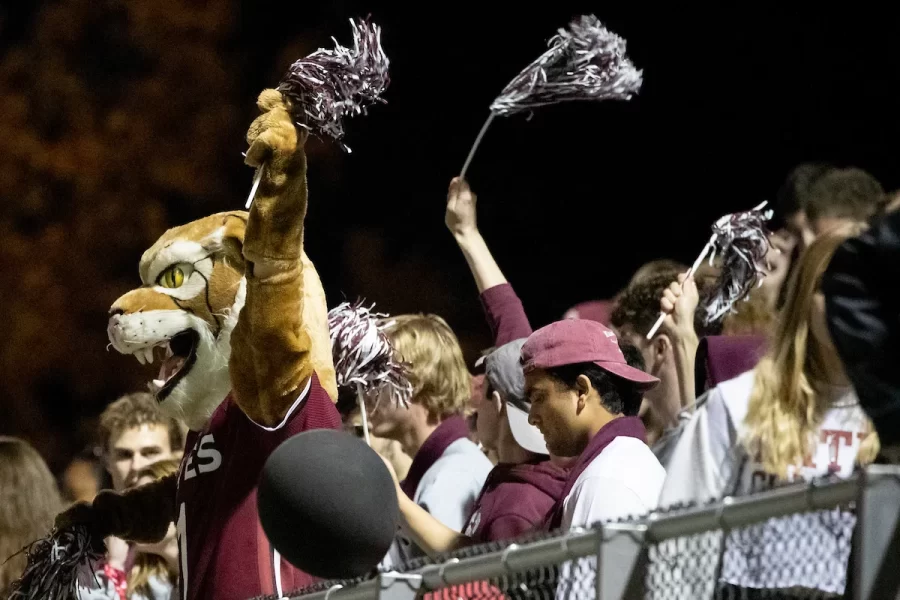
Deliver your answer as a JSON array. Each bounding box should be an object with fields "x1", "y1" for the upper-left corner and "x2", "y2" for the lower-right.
[{"x1": 60, "y1": 90, "x2": 341, "y2": 600}]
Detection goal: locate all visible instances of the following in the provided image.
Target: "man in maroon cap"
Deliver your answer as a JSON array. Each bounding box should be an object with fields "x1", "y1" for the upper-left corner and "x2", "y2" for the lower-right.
[{"x1": 521, "y1": 319, "x2": 665, "y2": 531}]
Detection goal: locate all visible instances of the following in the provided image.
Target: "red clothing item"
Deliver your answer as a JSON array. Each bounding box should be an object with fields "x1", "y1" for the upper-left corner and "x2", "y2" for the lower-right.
[
  {"x1": 464, "y1": 459, "x2": 567, "y2": 543},
  {"x1": 102, "y1": 564, "x2": 127, "y2": 600},
  {"x1": 175, "y1": 373, "x2": 341, "y2": 600},
  {"x1": 479, "y1": 284, "x2": 533, "y2": 346}
]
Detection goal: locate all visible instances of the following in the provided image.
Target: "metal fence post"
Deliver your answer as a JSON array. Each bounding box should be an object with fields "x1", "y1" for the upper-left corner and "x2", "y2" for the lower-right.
[
  {"x1": 597, "y1": 522, "x2": 647, "y2": 600},
  {"x1": 376, "y1": 573, "x2": 423, "y2": 600},
  {"x1": 853, "y1": 465, "x2": 900, "y2": 600}
]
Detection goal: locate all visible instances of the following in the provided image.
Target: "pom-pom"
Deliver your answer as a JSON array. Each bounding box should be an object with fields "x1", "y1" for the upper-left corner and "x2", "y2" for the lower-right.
[
  {"x1": 6, "y1": 526, "x2": 103, "y2": 600},
  {"x1": 276, "y1": 17, "x2": 389, "y2": 151},
  {"x1": 328, "y1": 301, "x2": 412, "y2": 409},
  {"x1": 490, "y1": 15, "x2": 642, "y2": 116},
  {"x1": 702, "y1": 202, "x2": 774, "y2": 324}
]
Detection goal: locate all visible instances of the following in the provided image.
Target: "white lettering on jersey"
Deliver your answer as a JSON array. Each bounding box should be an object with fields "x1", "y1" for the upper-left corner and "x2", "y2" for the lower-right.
[
  {"x1": 196, "y1": 434, "x2": 223, "y2": 474},
  {"x1": 742, "y1": 426, "x2": 863, "y2": 495},
  {"x1": 182, "y1": 434, "x2": 222, "y2": 481}
]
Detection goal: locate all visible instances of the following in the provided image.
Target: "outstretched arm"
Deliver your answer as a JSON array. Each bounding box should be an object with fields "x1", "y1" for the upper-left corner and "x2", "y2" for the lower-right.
[
  {"x1": 398, "y1": 493, "x2": 472, "y2": 557},
  {"x1": 446, "y1": 177, "x2": 533, "y2": 344},
  {"x1": 380, "y1": 456, "x2": 472, "y2": 556},
  {"x1": 229, "y1": 89, "x2": 315, "y2": 426},
  {"x1": 57, "y1": 474, "x2": 177, "y2": 544}
]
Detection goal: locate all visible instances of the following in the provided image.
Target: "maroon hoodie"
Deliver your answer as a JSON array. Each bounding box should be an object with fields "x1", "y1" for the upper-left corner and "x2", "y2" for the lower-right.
[{"x1": 462, "y1": 459, "x2": 568, "y2": 543}]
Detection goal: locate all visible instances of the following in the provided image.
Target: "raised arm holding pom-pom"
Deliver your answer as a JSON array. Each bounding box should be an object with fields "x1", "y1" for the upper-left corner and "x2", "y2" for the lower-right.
[
  {"x1": 446, "y1": 177, "x2": 507, "y2": 293},
  {"x1": 447, "y1": 177, "x2": 533, "y2": 345},
  {"x1": 658, "y1": 273, "x2": 700, "y2": 412},
  {"x1": 230, "y1": 89, "x2": 322, "y2": 425}
]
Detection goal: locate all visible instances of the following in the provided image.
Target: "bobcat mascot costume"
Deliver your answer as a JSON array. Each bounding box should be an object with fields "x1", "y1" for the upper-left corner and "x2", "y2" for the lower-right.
[{"x1": 61, "y1": 90, "x2": 341, "y2": 600}]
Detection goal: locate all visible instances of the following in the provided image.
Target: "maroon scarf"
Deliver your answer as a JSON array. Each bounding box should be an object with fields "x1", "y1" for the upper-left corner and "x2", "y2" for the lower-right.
[
  {"x1": 546, "y1": 416, "x2": 647, "y2": 530},
  {"x1": 400, "y1": 415, "x2": 470, "y2": 499}
]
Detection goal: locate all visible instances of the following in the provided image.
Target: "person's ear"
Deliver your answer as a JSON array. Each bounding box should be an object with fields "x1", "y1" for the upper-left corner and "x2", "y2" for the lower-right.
[
  {"x1": 575, "y1": 374, "x2": 592, "y2": 414},
  {"x1": 652, "y1": 333, "x2": 672, "y2": 363},
  {"x1": 103, "y1": 451, "x2": 114, "y2": 477},
  {"x1": 491, "y1": 390, "x2": 503, "y2": 414}
]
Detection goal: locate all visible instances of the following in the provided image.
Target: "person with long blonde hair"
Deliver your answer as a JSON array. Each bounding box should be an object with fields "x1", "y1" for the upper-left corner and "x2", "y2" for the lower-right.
[
  {"x1": 657, "y1": 227, "x2": 879, "y2": 596},
  {"x1": 661, "y1": 226, "x2": 878, "y2": 506},
  {"x1": 126, "y1": 458, "x2": 179, "y2": 600},
  {"x1": 0, "y1": 437, "x2": 63, "y2": 597}
]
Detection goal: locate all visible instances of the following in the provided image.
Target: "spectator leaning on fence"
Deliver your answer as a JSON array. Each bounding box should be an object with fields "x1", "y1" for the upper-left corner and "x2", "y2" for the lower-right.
[
  {"x1": 380, "y1": 339, "x2": 569, "y2": 556},
  {"x1": 520, "y1": 319, "x2": 664, "y2": 531},
  {"x1": 372, "y1": 314, "x2": 493, "y2": 564}
]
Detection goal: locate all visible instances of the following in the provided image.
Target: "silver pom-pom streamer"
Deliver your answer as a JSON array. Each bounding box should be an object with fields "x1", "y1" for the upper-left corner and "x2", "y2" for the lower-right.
[
  {"x1": 246, "y1": 17, "x2": 389, "y2": 208},
  {"x1": 6, "y1": 525, "x2": 103, "y2": 600},
  {"x1": 646, "y1": 202, "x2": 773, "y2": 339},
  {"x1": 328, "y1": 301, "x2": 412, "y2": 445},
  {"x1": 460, "y1": 15, "x2": 642, "y2": 178}
]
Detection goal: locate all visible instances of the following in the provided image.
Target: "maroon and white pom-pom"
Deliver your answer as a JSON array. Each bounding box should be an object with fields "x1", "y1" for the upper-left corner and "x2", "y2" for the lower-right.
[
  {"x1": 276, "y1": 17, "x2": 390, "y2": 151},
  {"x1": 328, "y1": 301, "x2": 412, "y2": 412},
  {"x1": 460, "y1": 14, "x2": 641, "y2": 177},
  {"x1": 491, "y1": 14, "x2": 643, "y2": 115},
  {"x1": 647, "y1": 202, "x2": 773, "y2": 338},
  {"x1": 702, "y1": 202, "x2": 774, "y2": 324}
]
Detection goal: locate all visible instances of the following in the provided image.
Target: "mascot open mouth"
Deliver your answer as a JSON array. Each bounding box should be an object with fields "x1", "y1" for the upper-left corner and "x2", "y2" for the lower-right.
[{"x1": 143, "y1": 330, "x2": 200, "y2": 400}]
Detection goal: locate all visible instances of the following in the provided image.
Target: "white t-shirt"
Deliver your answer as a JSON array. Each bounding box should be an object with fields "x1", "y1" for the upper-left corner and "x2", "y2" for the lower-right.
[
  {"x1": 557, "y1": 436, "x2": 666, "y2": 599},
  {"x1": 661, "y1": 370, "x2": 869, "y2": 507},
  {"x1": 655, "y1": 370, "x2": 868, "y2": 597},
  {"x1": 562, "y1": 436, "x2": 667, "y2": 529},
  {"x1": 381, "y1": 438, "x2": 492, "y2": 568}
]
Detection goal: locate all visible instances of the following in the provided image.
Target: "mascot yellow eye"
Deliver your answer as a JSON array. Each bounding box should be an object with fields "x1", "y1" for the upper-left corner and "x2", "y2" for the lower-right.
[{"x1": 159, "y1": 267, "x2": 185, "y2": 288}]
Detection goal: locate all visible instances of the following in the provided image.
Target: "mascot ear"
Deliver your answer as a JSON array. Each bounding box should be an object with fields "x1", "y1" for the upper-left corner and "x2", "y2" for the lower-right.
[{"x1": 218, "y1": 212, "x2": 249, "y2": 273}]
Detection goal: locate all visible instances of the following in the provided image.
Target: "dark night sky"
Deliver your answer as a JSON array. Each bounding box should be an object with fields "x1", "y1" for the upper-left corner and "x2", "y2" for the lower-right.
[
  {"x1": 0, "y1": 2, "x2": 897, "y2": 468},
  {"x1": 243, "y1": 4, "x2": 900, "y2": 323}
]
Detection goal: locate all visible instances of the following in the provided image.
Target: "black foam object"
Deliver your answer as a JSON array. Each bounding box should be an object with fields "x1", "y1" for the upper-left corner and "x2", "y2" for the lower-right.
[{"x1": 257, "y1": 429, "x2": 399, "y2": 579}]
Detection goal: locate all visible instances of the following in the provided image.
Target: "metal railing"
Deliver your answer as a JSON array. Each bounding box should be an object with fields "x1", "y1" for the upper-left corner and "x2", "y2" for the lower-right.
[{"x1": 279, "y1": 465, "x2": 900, "y2": 600}]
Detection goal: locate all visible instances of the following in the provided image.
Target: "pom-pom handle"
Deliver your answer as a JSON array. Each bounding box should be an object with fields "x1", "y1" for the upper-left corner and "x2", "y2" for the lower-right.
[
  {"x1": 646, "y1": 234, "x2": 716, "y2": 339},
  {"x1": 245, "y1": 165, "x2": 264, "y2": 209},
  {"x1": 459, "y1": 113, "x2": 496, "y2": 179},
  {"x1": 357, "y1": 384, "x2": 372, "y2": 446}
]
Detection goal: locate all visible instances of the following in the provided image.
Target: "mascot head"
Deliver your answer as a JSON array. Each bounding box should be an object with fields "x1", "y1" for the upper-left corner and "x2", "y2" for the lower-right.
[{"x1": 107, "y1": 211, "x2": 336, "y2": 431}]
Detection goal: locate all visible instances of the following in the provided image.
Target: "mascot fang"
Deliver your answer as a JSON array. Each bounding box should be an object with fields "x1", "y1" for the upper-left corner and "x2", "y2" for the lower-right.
[{"x1": 59, "y1": 89, "x2": 342, "y2": 600}]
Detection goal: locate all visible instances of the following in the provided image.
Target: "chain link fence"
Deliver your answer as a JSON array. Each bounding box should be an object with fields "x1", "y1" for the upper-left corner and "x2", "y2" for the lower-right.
[{"x1": 252, "y1": 466, "x2": 899, "y2": 600}]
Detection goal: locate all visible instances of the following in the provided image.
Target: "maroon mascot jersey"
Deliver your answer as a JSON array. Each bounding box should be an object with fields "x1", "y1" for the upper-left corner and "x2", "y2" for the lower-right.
[{"x1": 175, "y1": 373, "x2": 341, "y2": 600}]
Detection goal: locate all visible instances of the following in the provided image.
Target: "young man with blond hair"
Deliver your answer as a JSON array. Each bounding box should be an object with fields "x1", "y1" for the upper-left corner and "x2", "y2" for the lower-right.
[
  {"x1": 370, "y1": 314, "x2": 492, "y2": 561},
  {"x1": 98, "y1": 393, "x2": 185, "y2": 492},
  {"x1": 78, "y1": 393, "x2": 184, "y2": 600}
]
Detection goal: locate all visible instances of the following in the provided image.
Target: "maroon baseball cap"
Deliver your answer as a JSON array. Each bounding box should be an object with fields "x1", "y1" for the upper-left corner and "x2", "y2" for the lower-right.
[{"x1": 521, "y1": 319, "x2": 659, "y2": 389}]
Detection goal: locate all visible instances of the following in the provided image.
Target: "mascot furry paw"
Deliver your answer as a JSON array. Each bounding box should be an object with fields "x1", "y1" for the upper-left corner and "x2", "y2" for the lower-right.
[{"x1": 65, "y1": 90, "x2": 341, "y2": 600}]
